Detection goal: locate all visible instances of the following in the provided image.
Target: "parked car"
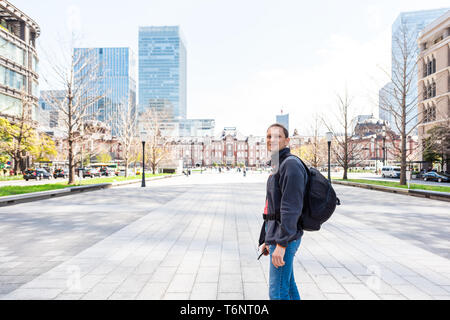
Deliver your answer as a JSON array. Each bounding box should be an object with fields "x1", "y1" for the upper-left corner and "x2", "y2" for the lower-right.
[
  {"x1": 99, "y1": 167, "x2": 113, "y2": 176},
  {"x1": 381, "y1": 166, "x2": 401, "y2": 178},
  {"x1": 53, "y1": 168, "x2": 68, "y2": 179},
  {"x1": 23, "y1": 168, "x2": 52, "y2": 181},
  {"x1": 422, "y1": 172, "x2": 450, "y2": 183},
  {"x1": 76, "y1": 168, "x2": 101, "y2": 178}
]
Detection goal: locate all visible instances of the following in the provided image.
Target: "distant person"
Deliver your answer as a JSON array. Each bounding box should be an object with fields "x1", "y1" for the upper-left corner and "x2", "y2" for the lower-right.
[{"x1": 259, "y1": 123, "x2": 307, "y2": 300}]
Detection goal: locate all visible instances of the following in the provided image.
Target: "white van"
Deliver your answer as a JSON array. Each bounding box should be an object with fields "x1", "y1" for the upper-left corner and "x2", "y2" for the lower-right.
[{"x1": 381, "y1": 166, "x2": 401, "y2": 178}]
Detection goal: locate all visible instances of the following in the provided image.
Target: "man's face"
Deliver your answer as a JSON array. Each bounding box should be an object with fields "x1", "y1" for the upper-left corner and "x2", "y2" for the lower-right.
[{"x1": 266, "y1": 126, "x2": 289, "y2": 153}]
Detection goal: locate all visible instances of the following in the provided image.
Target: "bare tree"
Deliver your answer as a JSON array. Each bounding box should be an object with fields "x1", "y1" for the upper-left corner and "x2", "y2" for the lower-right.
[
  {"x1": 291, "y1": 115, "x2": 327, "y2": 168},
  {"x1": 115, "y1": 96, "x2": 137, "y2": 177},
  {"x1": 322, "y1": 90, "x2": 369, "y2": 180},
  {"x1": 40, "y1": 36, "x2": 103, "y2": 184},
  {"x1": 378, "y1": 22, "x2": 433, "y2": 184},
  {"x1": 76, "y1": 120, "x2": 111, "y2": 167},
  {"x1": 139, "y1": 107, "x2": 173, "y2": 174}
]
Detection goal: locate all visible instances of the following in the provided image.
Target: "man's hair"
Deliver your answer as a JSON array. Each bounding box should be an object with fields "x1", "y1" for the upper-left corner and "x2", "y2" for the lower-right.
[{"x1": 267, "y1": 123, "x2": 289, "y2": 138}]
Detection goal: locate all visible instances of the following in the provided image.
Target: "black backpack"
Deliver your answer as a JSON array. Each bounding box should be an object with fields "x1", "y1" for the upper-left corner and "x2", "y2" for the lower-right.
[{"x1": 279, "y1": 154, "x2": 341, "y2": 231}]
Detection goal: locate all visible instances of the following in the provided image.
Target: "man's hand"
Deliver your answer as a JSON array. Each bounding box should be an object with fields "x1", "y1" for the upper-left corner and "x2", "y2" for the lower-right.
[
  {"x1": 272, "y1": 244, "x2": 286, "y2": 268},
  {"x1": 259, "y1": 243, "x2": 270, "y2": 256}
]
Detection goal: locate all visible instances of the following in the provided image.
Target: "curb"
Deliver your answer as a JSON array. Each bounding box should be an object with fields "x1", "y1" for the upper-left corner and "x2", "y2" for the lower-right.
[
  {"x1": 0, "y1": 174, "x2": 182, "y2": 207},
  {"x1": 333, "y1": 180, "x2": 450, "y2": 202}
]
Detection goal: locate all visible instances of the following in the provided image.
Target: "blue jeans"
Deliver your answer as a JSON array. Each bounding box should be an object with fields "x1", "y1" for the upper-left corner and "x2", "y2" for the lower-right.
[{"x1": 268, "y1": 238, "x2": 301, "y2": 300}]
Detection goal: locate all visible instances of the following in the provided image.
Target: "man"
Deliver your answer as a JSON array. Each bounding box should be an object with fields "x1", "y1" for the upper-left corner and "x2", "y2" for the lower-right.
[{"x1": 259, "y1": 123, "x2": 308, "y2": 300}]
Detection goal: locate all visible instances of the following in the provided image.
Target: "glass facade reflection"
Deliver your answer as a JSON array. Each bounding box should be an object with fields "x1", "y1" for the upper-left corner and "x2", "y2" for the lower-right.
[
  {"x1": 138, "y1": 26, "x2": 187, "y2": 120},
  {"x1": 0, "y1": 1, "x2": 40, "y2": 121},
  {"x1": 74, "y1": 47, "x2": 137, "y2": 136}
]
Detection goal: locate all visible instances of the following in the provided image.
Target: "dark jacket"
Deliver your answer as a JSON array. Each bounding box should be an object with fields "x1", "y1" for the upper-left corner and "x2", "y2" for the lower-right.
[{"x1": 259, "y1": 147, "x2": 308, "y2": 248}]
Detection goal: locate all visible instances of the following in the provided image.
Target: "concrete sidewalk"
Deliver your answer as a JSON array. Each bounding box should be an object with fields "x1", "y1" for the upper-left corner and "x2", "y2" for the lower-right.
[{"x1": 2, "y1": 174, "x2": 450, "y2": 300}]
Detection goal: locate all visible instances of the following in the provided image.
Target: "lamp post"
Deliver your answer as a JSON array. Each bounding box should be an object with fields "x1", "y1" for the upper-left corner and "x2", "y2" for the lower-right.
[
  {"x1": 372, "y1": 136, "x2": 378, "y2": 174},
  {"x1": 140, "y1": 131, "x2": 146, "y2": 188},
  {"x1": 326, "y1": 132, "x2": 333, "y2": 182},
  {"x1": 382, "y1": 124, "x2": 386, "y2": 167}
]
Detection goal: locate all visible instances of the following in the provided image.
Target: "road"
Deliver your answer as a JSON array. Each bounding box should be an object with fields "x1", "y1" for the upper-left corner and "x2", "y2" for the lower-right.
[
  {"x1": 0, "y1": 171, "x2": 449, "y2": 300},
  {"x1": 330, "y1": 172, "x2": 449, "y2": 188}
]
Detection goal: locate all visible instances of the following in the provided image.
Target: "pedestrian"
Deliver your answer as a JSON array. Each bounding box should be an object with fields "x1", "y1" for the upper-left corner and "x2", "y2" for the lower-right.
[{"x1": 258, "y1": 123, "x2": 308, "y2": 300}]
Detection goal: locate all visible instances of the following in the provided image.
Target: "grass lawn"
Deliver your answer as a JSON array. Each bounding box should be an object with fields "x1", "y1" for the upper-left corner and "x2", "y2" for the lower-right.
[
  {"x1": 0, "y1": 183, "x2": 68, "y2": 197},
  {"x1": 0, "y1": 173, "x2": 174, "y2": 197},
  {"x1": 0, "y1": 176, "x2": 24, "y2": 181},
  {"x1": 334, "y1": 178, "x2": 450, "y2": 193}
]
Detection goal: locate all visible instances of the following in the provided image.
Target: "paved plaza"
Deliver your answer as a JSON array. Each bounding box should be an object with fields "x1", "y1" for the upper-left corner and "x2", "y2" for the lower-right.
[{"x1": 0, "y1": 171, "x2": 449, "y2": 300}]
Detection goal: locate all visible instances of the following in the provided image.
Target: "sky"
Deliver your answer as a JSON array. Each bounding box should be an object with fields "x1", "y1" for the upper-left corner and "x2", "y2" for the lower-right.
[{"x1": 13, "y1": 0, "x2": 450, "y2": 137}]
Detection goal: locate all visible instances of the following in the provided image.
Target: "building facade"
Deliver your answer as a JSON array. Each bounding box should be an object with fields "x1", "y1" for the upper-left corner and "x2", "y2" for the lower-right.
[
  {"x1": 389, "y1": 8, "x2": 449, "y2": 135},
  {"x1": 73, "y1": 47, "x2": 136, "y2": 136},
  {"x1": 139, "y1": 26, "x2": 187, "y2": 120},
  {"x1": 161, "y1": 127, "x2": 310, "y2": 168},
  {"x1": 165, "y1": 127, "x2": 269, "y2": 168},
  {"x1": 417, "y1": 10, "x2": 450, "y2": 171},
  {"x1": 0, "y1": 0, "x2": 40, "y2": 123}
]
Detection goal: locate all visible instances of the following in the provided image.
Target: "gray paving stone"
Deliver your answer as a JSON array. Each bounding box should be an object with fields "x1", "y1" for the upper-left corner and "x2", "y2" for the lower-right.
[
  {"x1": 392, "y1": 284, "x2": 433, "y2": 300},
  {"x1": 325, "y1": 293, "x2": 354, "y2": 300},
  {"x1": 217, "y1": 292, "x2": 244, "y2": 300},
  {"x1": 190, "y1": 283, "x2": 218, "y2": 300},
  {"x1": 311, "y1": 274, "x2": 347, "y2": 294},
  {"x1": 196, "y1": 267, "x2": 220, "y2": 283},
  {"x1": 167, "y1": 274, "x2": 196, "y2": 293},
  {"x1": 243, "y1": 282, "x2": 268, "y2": 300},
  {"x1": 341, "y1": 283, "x2": 380, "y2": 300},
  {"x1": 326, "y1": 267, "x2": 361, "y2": 284},
  {"x1": 81, "y1": 282, "x2": 121, "y2": 300},
  {"x1": 2, "y1": 174, "x2": 450, "y2": 301},
  {"x1": 218, "y1": 274, "x2": 243, "y2": 293},
  {"x1": 136, "y1": 282, "x2": 168, "y2": 300}
]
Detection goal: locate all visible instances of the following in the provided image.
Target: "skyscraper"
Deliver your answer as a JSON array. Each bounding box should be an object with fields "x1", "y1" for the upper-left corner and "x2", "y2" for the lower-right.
[
  {"x1": 378, "y1": 82, "x2": 394, "y2": 127},
  {"x1": 389, "y1": 8, "x2": 449, "y2": 135},
  {"x1": 74, "y1": 47, "x2": 136, "y2": 136},
  {"x1": 276, "y1": 109, "x2": 289, "y2": 135},
  {"x1": 138, "y1": 26, "x2": 187, "y2": 120},
  {"x1": 0, "y1": 1, "x2": 40, "y2": 123}
]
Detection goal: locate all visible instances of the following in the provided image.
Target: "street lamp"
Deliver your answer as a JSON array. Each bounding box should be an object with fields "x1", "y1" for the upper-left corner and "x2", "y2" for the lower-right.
[
  {"x1": 372, "y1": 136, "x2": 378, "y2": 174},
  {"x1": 382, "y1": 124, "x2": 386, "y2": 166},
  {"x1": 326, "y1": 132, "x2": 333, "y2": 182},
  {"x1": 140, "y1": 131, "x2": 147, "y2": 188}
]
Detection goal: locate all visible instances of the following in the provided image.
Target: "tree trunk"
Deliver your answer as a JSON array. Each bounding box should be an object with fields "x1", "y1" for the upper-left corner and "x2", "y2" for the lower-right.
[
  {"x1": 400, "y1": 133, "x2": 407, "y2": 185},
  {"x1": 68, "y1": 138, "x2": 75, "y2": 184},
  {"x1": 399, "y1": 94, "x2": 407, "y2": 185}
]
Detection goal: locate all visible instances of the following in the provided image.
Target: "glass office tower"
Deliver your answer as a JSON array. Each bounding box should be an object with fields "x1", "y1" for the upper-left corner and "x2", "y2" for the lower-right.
[
  {"x1": 138, "y1": 26, "x2": 187, "y2": 120},
  {"x1": 276, "y1": 113, "x2": 289, "y2": 134},
  {"x1": 390, "y1": 8, "x2": 449, "y2": 134},
  {"x1": 74, "y1": 47, "x2": 136, "y2": 136},
  {"x1": 0, "y1": 1, "x2": 40, "y2": 123}
]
